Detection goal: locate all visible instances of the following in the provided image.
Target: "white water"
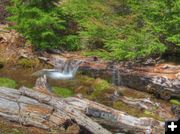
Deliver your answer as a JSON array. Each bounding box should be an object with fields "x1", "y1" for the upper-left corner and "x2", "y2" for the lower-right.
[{"x1": 33, "y1": 59, "x2": 83, "y2": 80}]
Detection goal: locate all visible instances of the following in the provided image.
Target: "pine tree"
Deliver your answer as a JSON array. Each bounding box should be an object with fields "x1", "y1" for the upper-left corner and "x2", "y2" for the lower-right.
[{"x1": 7, "y1": 0, "x2": 66, "y2": 49}]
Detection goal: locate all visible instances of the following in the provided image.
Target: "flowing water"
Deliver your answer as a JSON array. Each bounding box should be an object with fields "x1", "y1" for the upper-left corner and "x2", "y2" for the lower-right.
[{"x1": 33, "y1": 59, "x2": 83, "y2": 80}]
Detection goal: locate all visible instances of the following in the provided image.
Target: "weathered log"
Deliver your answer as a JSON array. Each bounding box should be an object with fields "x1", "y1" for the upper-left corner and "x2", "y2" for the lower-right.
[
  {"x1": 65, "y1": 97, "x2": 164, "y2": 134},
  {"x1": 0, "y1": 86, "x2": 165, "y2": 134},
  {"x1": 0, "y1": 86, "x2": 110, "y2": 134}
]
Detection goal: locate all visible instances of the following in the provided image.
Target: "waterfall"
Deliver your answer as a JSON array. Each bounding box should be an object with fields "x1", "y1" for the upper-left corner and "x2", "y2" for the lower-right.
[
  {"x1": 33, "y1": 59, "x2": 83, "y2": 80},
  {"x1": 111, "y1": 68, "x2": 123, "y2": 86}
]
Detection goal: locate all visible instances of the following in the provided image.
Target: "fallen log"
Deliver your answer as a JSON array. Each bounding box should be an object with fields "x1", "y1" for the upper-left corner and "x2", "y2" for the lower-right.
[
  {"x1": 0, "y1": 86, "x2": 164, "y2": 134},
  {"x1": 37, "y1": 54, "x2": 180, "y2": 100}
]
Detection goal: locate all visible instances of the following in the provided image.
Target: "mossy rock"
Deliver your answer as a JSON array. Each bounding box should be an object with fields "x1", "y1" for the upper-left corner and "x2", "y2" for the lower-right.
[
  {"x1": 0, "y1": 77, "x2": 17, "y2": 88},
  {"x1": 170, "y1": 99, "x2": 180, "y2": 106},
  {"x1": 17, "y1": 58, "x2": 39, "y2": 68},
  {"x1": 52, "y1": 87, "x2": 74, "y2": 97}
]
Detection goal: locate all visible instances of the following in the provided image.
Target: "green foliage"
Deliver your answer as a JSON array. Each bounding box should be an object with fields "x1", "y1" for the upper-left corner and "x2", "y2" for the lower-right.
[
  {"x1": 0, "y1": 77, "x2": 17, "y2": 88},
  {"x1": 105, "y1": 30, "x2": 166, "y2": 60},
  {"x1": 61, "y1": 0, "x2": 167, "y2": 60},
  {"x1": 7, "y1": 0, "x2": 67, "y2": 49},
  {"x1": 52, "y1": 87, "x2": 74, "y2": 97},
  {"x1": 7, "y1": 0, "x2": 179, "y2": 60}
]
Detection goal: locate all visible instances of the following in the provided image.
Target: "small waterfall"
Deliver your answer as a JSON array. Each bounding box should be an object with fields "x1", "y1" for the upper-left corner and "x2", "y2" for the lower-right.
[
  {"x1": 33, "y1": 59, "x2": 83, "y2": 80},
  {"x1": 112, "y1": 68, "x2": 116, "y2": 85},
  {"x1": 111, "y1": 68, "x2": 123, "y2": 86}
]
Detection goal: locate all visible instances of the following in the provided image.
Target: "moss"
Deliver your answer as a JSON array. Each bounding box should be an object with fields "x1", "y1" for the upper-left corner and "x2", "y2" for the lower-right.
[
  {"x1": 93, "y1": 78, "x2": 110, "y2": 91},
  {"x1": 144, "y1": 110, "x2": 164, "y2": 121},
  {"x1": 11, "y1": 129, "x2": 23, "y2": 134},
  {"x1": 0, "y1": 77, "x2": 17, "y2": 88},
  {"x1": 78, "y1": 76, "x2": 111, "y2": 99},
  {"x1": 79, "y1": 75, "x2": 95, "y2": 86},
  {"x1": 52, "y1": 87, "x2": 74, "y2": 97},
  {"x1": 90, "y1": 78, "x2": 110, "y2": 98},
  {"x1": 113, "y1": 101, "x2": 164, "y2": 121},
  {"x1": 17, "y1": 58, "x2": 39, "y2": 68},
  {"x1": 144, "y1": 110, "x2": 152, "y2": 115},
  {"x1": 170, "y1": 99, "x2": 180, "y2": 106}
]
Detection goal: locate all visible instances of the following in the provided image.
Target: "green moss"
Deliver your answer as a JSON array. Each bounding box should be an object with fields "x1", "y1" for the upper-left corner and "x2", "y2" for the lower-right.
[
  {"x1": 52, "y1": 87, "x2": 74, "y2": 97},
  {"x1": 144, "y1": 110, "x2": 164, "y2": 121},
  {"x1": 11, "y1": 129, "x2": 23, "y2": 134},
  {"x1": 17, "y1": 58, "x2": 39, "y2": 68},
  {"x1": 0, "y1": 77, "x2": 17, "y2": 88},
  {"x1": 79, "y1": 75, "x2": 95, "y2": 86},
  {"x1": 170, "y1": 99, "x2": 180, "y2": 106},
  {"x1": 78, "y1": 76, "x2": 111, "y2": 99},
  {"x1": 113, "y1": 101, "x2": 164, "y2": 121},
  {"x1": 144, "y1": 110, "x2": 152, "y2": 115},
  {"x1": 93, "y1": 78, "x2": 110, "y2": 91},
  {"x1": 91, "y1": 78, "x2": 110, "y2": 98}
]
